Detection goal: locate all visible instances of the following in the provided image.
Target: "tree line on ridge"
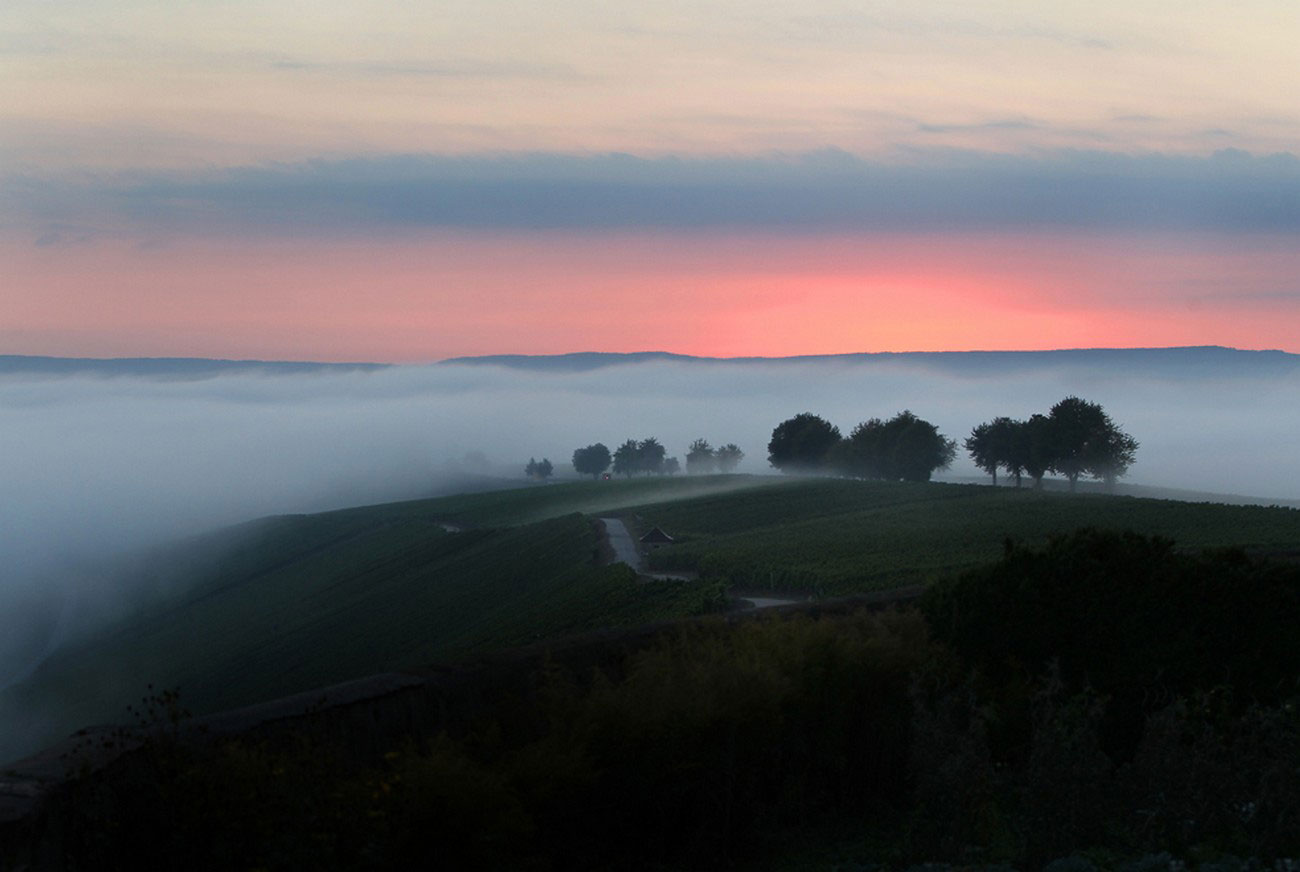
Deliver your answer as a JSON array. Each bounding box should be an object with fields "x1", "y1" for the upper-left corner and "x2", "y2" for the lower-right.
[
  {"x1": 527, "y1": 395, "x2": 1136, "y2": 490},
  {"x1": 767, "y1": 396, "x2": 1137, "y2": 490},
  {"x1": 524, "y1": 438, "x2": 747, "y2": 480}
]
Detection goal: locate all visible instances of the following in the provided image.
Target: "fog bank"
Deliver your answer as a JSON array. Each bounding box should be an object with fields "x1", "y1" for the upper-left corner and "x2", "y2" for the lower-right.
[{"x1": 2, "y1": 357, "x2": 1298, "y2": 686}]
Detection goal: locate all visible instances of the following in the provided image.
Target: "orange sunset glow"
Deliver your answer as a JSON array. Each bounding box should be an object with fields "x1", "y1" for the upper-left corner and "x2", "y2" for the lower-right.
[{"x1": 4, "y1": 230, "x2": 1296, "y2": 360}]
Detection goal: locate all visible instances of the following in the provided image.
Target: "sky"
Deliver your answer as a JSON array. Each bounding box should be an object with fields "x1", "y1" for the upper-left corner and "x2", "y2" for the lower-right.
[{"x1": 2, "y1": 0, "x2": 1299, "y2": 360}]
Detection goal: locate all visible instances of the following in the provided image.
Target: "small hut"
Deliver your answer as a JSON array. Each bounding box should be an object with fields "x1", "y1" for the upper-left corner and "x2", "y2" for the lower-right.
[{"x1": 639, "y1": 527, "x2": 675, "y2": 548}]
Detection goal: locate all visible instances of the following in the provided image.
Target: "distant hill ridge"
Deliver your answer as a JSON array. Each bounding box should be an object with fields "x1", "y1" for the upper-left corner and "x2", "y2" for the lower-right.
[
  {"x1": 440, "y1": 346, "x2": 1300, "y2": 376},
  {"x1": 0, "y1": 355, "x2": 389, "y2": 379},
  {"x1": 4, "y1": 347, "x2": 1298, "y2": 378}
]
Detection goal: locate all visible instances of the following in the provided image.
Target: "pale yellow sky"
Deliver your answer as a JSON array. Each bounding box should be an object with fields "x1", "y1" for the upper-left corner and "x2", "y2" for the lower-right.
[{"x1": 2, "y1": 0, "x2": 1297, "y2": 169}]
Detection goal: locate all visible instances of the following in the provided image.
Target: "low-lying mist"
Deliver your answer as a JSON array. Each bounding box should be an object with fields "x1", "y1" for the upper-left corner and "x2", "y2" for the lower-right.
[{"x1": 2, "y1": 356, "x2": 1298, "y2": 693}]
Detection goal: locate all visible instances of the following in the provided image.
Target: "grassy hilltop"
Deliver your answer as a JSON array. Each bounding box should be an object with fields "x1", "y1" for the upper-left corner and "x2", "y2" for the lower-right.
[
  {"x1": 634, "y1": 476, "x2": 1300, "y2": 593},
  {"x1": 3, "y1": 474, "x2": 1299, "y2": 765}
]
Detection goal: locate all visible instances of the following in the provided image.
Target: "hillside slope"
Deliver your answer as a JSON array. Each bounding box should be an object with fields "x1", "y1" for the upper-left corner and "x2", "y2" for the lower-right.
[
  {"x1": 0, "y1": 505, "x2": 714, "y2": 764},
  {"x1": 4, "y1": 474, "x2": 1298, "y2": 765},
  {"x1": 633, "y1": 477, "x2": 1300, "y2": 593}
]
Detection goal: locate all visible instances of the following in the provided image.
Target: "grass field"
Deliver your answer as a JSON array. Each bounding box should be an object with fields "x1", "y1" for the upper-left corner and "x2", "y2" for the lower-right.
[
  {"x1": 0, "y1": 506, "x2": 715, "y2": 764},
  {"x1": 4, "y1": 473, "x2": 1298, "y2": 764},
  {"x1": 633, "y1": 477, "x2": 1300, "y2": 594}
]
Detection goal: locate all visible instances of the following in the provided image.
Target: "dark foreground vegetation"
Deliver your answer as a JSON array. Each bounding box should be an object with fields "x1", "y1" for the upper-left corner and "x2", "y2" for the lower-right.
[{"x1": 12, "y1": 530, "x2": 1300, "y2": 871}]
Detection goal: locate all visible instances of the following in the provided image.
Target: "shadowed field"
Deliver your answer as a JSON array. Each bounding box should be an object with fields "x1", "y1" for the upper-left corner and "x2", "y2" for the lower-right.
[{"x1": 3, "y1": 474, "x2": 1298, "y2": 765}]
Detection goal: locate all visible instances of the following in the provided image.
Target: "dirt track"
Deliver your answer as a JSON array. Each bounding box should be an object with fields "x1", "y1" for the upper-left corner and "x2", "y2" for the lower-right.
[{"x1": 597, "y1": 517, "x2": 694, "y2": 580}]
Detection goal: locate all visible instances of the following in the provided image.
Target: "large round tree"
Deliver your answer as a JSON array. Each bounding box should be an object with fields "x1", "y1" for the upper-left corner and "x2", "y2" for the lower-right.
[
  {"x1": 887, "y1": 411, "x2": 957, "y2": 482},
  {"x1": 571, "y1": 443, "x2": 611, "y2": 479},
  {"x1": 767, "y1": 413, "x2": 842, "y2": 473},
  {"x1": 840, "y1": 411, "x2": 955, "y2": 482},
  {"x1": 1047, "y1": 396, "x2": 1139, "y2": 491}
]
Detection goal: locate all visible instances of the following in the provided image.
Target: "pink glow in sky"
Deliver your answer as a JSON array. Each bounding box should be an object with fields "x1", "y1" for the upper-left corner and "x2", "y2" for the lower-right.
[
  {"x1": 4, "y1": 231, "x2": 1296, "y2": 361},
  {"x1": 2, "y1": 1, "x2": 1298, "y2": 359}
]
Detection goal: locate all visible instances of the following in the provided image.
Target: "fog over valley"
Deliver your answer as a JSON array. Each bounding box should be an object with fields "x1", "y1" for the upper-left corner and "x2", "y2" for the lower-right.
[{"x1": 2, "y1": 348, "x2": 1298, "y2": 693}]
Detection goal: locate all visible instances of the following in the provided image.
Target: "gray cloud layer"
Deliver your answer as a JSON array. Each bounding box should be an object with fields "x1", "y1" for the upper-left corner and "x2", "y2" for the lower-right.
[{"x1": 7, "y1": 149, "x2": 1300, "y2": 241}]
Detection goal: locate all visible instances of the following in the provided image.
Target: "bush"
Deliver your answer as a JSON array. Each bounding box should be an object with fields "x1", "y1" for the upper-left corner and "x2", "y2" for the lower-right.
[{"x1": 921, "y1": 529, "x2": 1300, "y2": 759}]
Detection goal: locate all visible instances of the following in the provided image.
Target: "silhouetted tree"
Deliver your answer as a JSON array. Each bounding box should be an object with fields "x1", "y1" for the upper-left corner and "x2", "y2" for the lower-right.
[
  {"x1": 612, "y1": 437, "x2": 667, "y2": 476},
  {"x1": 1089, "y1": 424, "x2": 1140, "y2": 488},
  {"x1": 571, "y1": 443, "x2": 611, "y2": 479},
  {"x1": 996, "y1": 420, "x2": 1026, "y2": 488},
  {"x1": 524, "y1": 457, "x2": 553, "y2": 480},
  {"x1": 1046, "y1": 397, "x2": 1098, "y2": 490},
  {"x1": 840, "y1": 412, "x2": 955, "y2": 482},
  {"x1": 843, "y1": 418, "x2": 888, "y2": 479},
  {"x1": 1018, "y1": 414, "x2": 1053, "y2": 489},
  {"x1": 664, "y1": 456, "x2": 681, "y2": 475},
  {"x1": 612, "y1": 439, "x2": 640, "y2": 477},
  {"x1": 826, "y1": 437, "x2": 856, "y2": 476},
  {"x1": 966, "y1": 416, "x2": 1018, "y2": 486},
  {"x1": 685, "y1": 439, "x2": 716, "y2": 474},
  {"x1": 767, "y1": 413, "x2": 842, "y2": 472},
  {"x1": 638, "y1": 437, "x2": 666, "y2": 475},
  {"x1": 887, "y1": 411, "x2": 957, "y2": 482},
  {"x1": 1047, "y1": 397, "x2": 1138, "y2": 491},
  {"x1": 715, "y1": 443, "x2": 745, "y2": 473}
]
